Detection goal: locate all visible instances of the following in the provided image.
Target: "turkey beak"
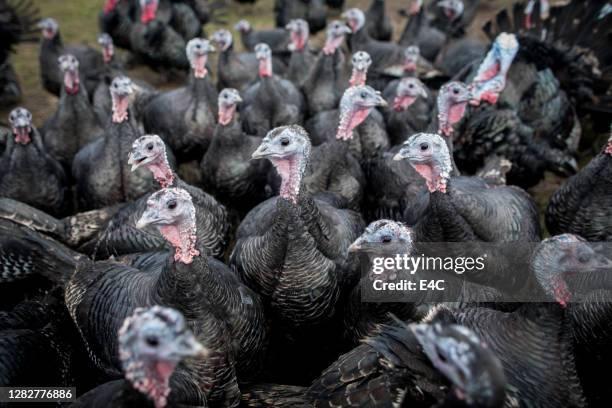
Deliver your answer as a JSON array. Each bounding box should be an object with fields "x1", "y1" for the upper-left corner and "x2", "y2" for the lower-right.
[
  {"x1": 590, "y1": 253, "x2": 612, "y2": 273},
  {"x1": 128, "y1": 151, "x2": 146, "y2": 171},
  {"x1": 339, "y1": 24, "x2": 352, "y2": 35},
  {"x1": 418, "y1": 87, "x2": 428, "y2": 99},
  {"x1": 376, "y1": 94, "x2": 388, "y2": 107},
  {"x1": 348, "y1": 237, "x2": 364, "y2": 253},
  {"x1": 251, "y1": 143, "x2": 271, "y2": 160},
  {"x1": 393, "y1": 147, "x2": 409, "y2": 161},
  {"x1": 136, "y1": 209, "x2": 162, "y2": 229},
  {"x1": 172, "y1": 333, "x2": 210, "y2": 359}
]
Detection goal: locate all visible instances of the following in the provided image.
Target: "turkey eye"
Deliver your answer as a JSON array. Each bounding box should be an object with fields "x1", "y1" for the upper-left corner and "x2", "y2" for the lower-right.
[
  {"x1": 167, "y1": 200, "x2": 177, "y2": 209},
  {"x1": 408, "y1": 84, "x2": 414, "y2": 88},
  {"x1": 360, "y1": 92, "x2": 367, "y2": 99},
  {"x1": 145, "y1": 336, "x2": 159, "y2": 347},
  {"x1": 381, "y1": 236, "x2": 392, "y2": 243},
  {"x1": 280, "y1": 138, "x2": 290, "y2": 146},
  {"x1": 420, "y1": 143, "x2": 429, "y2": 151},
  {"x1": 453, "y1": 88, "x2": 459, "y2": 94},
  {"x1": 146, "y1": 143, "x2": 154, "y2": 151}
]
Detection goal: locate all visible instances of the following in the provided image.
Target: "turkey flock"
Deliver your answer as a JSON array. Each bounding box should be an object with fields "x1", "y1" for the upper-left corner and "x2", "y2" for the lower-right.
[{"x1": 0, "y1": 0, "x2": 611, "y2": 406}]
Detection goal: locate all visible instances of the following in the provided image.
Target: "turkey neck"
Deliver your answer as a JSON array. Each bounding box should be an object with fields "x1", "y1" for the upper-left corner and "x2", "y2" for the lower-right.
[
  {"x1": 57, "y1": 80, "x2": 95, "y2": 148},
  {"x1": 432, "y1": 98, "x2": 463, "y2": 176},
  {"x1": 298, "y1": 194, "x2": 344, "y2": 260},
  {"x1": 415, "y1": 185, "x2": 478, "y2": 242},
  {"x1": 187, "y1": 74, "x2": 215, "y2": 116}
]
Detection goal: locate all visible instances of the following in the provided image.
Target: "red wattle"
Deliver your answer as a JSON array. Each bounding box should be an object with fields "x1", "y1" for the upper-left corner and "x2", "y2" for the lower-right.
[
  {"x1": 140, "y1": 3, "x2": 157, "y2": 24},
  {"x1": 393, "y1": 95, "x2": 416, "y2": 111},
  {"x1": 104, "y1": 0, "x2": 118, "y2": 14},
  {"x1": 13, "y1": 127, "x2": 32, "y2": 144}
]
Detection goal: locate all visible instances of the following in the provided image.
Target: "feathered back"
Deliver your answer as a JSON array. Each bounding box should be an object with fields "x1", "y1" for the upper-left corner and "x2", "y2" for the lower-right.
[
  {"x1": 482, "y1": 0, "x2": 612, "y2": 114},
  {"x1": 0, "y1": 0, "x2": 39, "y2": 62}
]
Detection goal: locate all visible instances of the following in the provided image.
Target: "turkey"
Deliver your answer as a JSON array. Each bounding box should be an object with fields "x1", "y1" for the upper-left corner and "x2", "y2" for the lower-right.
[
  {"x1": 84, "y1": 134, "x2": 228, "y2": 259},
  {"x1": 41, "y1": 54, "x2": 103, "y2": 168},
  {"x1": 532, "y1": 234, "x2": 612, "y2": 406},
  {"x1": 142, "y1": 38, "x2": 218, "y2": 160},
  {"x1": 65, "y1": 188, "x2": 267, "y2": 405},
  {"x1": 306, "y1": 85, "x2": 389, "y2": 161},
  {"x1": 363, "y1": 79, "x2": 470, "y2": 224},
  {"x1": 135, "y1": 0, "x2": 201, "y2": 42},
  {"x1": 92, "y1": 33, "x2": 156, "y2": 127},
  {"x1": 73, "y1": 76, "x2": 156, "y2": 210},
  {"x1": 129, "y1": 3, "x2": 189, "y2": 73},
  {"x1": 231, "y1": 125, "x2": 364, "y2": 382},
  {"x1": 393, "y1": 132, "x2": 541, "y2": 242},
  {"x1": 98, "y1": 0, "x2": 133, "y2": 50},
  {"x1": 342, "y1": 8, "x2": 407, "y2": 79},
  {"x1": 0, "y1": 108, "x2": 66, "y2": 216},
  {"x1": 37, "y1": 17, "x2": 104, "y2": 97},
  {"x1": 234, "y1": 19, "x2": 290, "y2": 54},
  {"x1": 211, "y1": 28, "x2": 286, "y2": 93},
  {"x1": 342, "y1": 220, "x2": 421, "y2": 345},
  {"x1": 274, "y1": 0, "x2": 326, "y2": 34},
  {"x1": 0, "y1": 291, "x2": 83, "y2": 394},
  {"x1": 285, "y1": 19, "x2": 316, "y2": 87},
  {"x1": 244, "y1": 322, "x2": 507, "y2": 407},
  {"x1": 241, "y1": 43, "x2": 304, "y2": 137},
  {"x1": 200, "y1": 89, "x2": 272, "y2": 212},
  {"x1": 301, "y1": 20, "x2": 351, "y2": 116},
  {"x1": 232, "y1": 125, "x2": 364, "y2": 327},
  {"x1": 383, "y1": 76, "x2": 432, "y2": 145},
  {"x1": 0, "y1": 0, "x2": 38, "y2": 107},
  {"x1": 71, "y1": 306, "x2": 209, "y2": 408},
  {"x1": 364, "y1": 0, "x2": 392, "y2": 42},
  {"x1": 212, "y1": 28, "x2": 256, "y2": 92},
  {"x1": 545, "y1": 135, "x2": 612, "y2": 242}
]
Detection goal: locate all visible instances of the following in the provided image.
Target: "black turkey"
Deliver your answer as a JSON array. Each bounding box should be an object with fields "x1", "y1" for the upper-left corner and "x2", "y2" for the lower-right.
[
  {"x1": 240, "y1": 43, "x2": 304, "y2": 137},
  {"x1": 305, "y1": 85, "x2": 389, "y2": 161},
  {"x1": 0, "y1": 0, "x2": 38, "y2": 107},
  {"x1": 0, "y1": 108, "x2": 66, "y2": 216},
  {"x1": 85, "y1": 134, "x2": 228, "y2": 259},
  {"x1": 73, "y1": 76, "x2": 156, "y2": 210},
  {"x1": 274, "y1": 0, "x2": 326, "y2": 34},
  {"x1": 65, "y1": 188, "x2": 266, "y2": 405},
  {"x1": 200, "y1": 89, "x2": 272, "y2": 212},
  {"x1": 393, "y1": 132, "x2": 541, "y2": 242},
  {"x1": 41, "y1": 54, "x2": 103, "y2": 168},
  {"x1": 70, "y1": 306, "x2": 209, "y2": 408},
  {"x1": 37, "y1": 17, "x2": 104, "y2": 97},
  {"x1": 234, "y1": 19, "x2": 290, "y2": 53},
  {"x1": 546, "y1": 135, "x2": 612, "y2": 242},
  {"x1": 301, "y1": 20, "x2": 351, "y2": 116},
  {"x1": 142, "y1": 38, "x2": 218, "y2": 160},
  {"x1": 285, "y1": 18, "x2": 317, "y2": 87}
]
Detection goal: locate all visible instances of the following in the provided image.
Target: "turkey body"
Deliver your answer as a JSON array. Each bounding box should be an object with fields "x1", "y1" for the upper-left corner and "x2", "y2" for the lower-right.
[
  {"x1": 73, "y1": 114, "x2": 156, "y2": 210},
  {"x1": 42, "y1": 84, "x2": 103, "y2": 167},
  {"x1": 546, "y1": 144, "x2": 612, "y2": 241},
  {"x1": 241, "y1": 76, "x2": 304, "y2": 137},
  {"x1": 86, "y1": 178, "x2": 228, "y2": 259},
  {"x1": 0, "y1": 130, "x2": 66, "y2": 216},
  {"x1": 65, "y1": 250, "x2": 243, "y2": 406},
  {"x1": 38, "y1": 34, "x2": 104, "y2": 97},
  {"x1": 201, "y1": 120, "x2": 271, "y2": 212},
  {"x1": 143, "y1": 76, "x2": 218, "y2": 159},
  {"x1": 415, "y1": 176, "x2": 541, "y2": 242}
]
